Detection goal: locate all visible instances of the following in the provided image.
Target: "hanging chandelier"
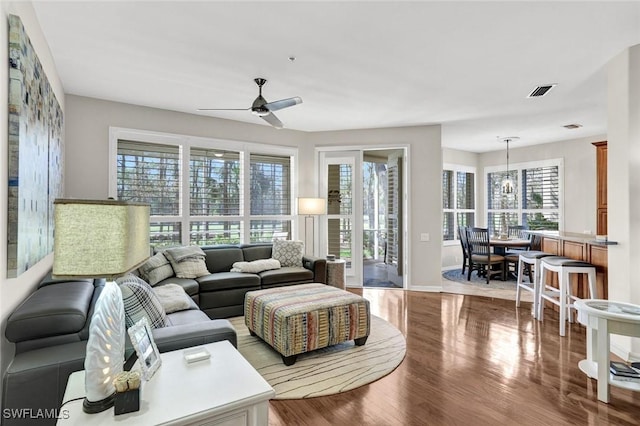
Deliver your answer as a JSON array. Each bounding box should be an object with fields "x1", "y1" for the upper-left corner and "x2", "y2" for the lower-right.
[{"x1": 501, "y1": 137, "x2": 519, "y2": 194}]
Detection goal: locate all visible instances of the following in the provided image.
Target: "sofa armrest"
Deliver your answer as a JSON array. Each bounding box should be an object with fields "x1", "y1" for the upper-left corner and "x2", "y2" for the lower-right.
[
  {"x1": 303, "y1": 256, "x2": 327, "y2": 284},
  {"x1": 151, "y1": 319, "x2": 237, "y2": 353}
]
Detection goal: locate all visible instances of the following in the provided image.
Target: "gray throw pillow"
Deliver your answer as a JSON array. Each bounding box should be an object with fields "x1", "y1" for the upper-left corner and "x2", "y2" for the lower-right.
[
  {"x1": 272, "y1": 240, "x2": 304, "y2": 267},
  {"x1": 164, "y1": 246, "x2": 210, "y2": 279},
  {"x1": 138, "y1": 252, "x2": 174, "y2": 286},
  {"x1": 116, "y1": 274, "x2": 167, "y2": 329}
]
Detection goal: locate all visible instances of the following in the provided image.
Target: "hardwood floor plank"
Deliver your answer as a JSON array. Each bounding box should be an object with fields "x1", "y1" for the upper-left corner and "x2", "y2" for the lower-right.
[{"x1": 268, "y1": 289, "x2": 640, "y2": 425}]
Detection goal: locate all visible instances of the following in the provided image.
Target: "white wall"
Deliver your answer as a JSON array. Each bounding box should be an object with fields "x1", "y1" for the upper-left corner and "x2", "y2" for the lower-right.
[
  {"x1": 607, "y1": 45, "x2": 640, "y2": 360},
  {"x1": 0, "y1": 1, "x2": 65, "y2": 402}
]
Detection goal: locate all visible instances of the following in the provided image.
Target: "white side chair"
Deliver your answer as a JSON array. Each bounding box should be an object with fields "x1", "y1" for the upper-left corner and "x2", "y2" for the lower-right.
[
  {"x1": 538, "y1": 256, "x2": 597, "y2": 336},
  {"x1": 515, "y1": 251, "x2": 553, "y2": 318}
]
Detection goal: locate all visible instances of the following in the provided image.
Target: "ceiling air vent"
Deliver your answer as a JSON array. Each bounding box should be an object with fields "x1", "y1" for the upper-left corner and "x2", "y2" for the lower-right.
[
  {"x1": 563, "y1": 123, "x2": 583, "y2": 130},
  {"x1": 527, "y1": 84, "x2": 556, "y2": 98}
]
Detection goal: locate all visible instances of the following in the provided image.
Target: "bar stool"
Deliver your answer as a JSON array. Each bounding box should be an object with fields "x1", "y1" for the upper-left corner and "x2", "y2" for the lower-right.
[
  {"x1": 538, "y1": 256, "x2": 597, "y2": 336},
  {"x1": 515, "y1": 251, "x2": 553, "y2": 319}
]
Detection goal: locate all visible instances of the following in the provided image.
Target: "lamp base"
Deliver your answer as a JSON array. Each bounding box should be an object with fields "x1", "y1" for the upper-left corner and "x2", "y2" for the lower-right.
[{"x1": 82, "y1": 393, "x2": 116, "y2": 414}]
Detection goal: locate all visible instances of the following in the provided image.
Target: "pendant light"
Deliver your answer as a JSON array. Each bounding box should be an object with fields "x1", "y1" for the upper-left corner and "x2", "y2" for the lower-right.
[{"x1": 501, "y1": 137, "x2": 519, "y2": 194}]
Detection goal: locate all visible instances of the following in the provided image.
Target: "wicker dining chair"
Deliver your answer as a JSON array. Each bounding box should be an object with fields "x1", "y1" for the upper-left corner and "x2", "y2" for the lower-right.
[{"x1": 466, "y1": 227, "x2": 506, "y2": 284}]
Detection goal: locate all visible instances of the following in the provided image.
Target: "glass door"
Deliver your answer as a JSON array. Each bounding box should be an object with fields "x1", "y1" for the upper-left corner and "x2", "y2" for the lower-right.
[{"x1": 320, "y1": 152, "x2": 363, "y2": 287}]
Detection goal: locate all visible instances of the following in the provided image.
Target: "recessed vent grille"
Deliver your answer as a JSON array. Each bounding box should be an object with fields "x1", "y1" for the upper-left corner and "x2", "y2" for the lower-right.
[{"x1": 527, "y1": 84, "x2": 556, "y2": 98}]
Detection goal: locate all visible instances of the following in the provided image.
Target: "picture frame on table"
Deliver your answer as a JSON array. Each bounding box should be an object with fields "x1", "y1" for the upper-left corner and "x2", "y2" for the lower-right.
[{"x1": 128, "y1": 317, "x2": 162, "y2": 380}]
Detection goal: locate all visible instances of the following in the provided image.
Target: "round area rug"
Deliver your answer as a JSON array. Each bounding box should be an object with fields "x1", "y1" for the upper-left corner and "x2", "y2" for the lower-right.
[
  {"x1": 229, "y1": 315, "x2": 406, "y2": 399},
  {"x1": 443, "y1": 268, "x2": 517, "y2": 290}
]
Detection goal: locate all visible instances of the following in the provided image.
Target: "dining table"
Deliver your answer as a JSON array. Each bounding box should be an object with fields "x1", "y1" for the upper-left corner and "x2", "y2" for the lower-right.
[{"x1": 489, "y1": 237, "x2": 531, "y2": 255}]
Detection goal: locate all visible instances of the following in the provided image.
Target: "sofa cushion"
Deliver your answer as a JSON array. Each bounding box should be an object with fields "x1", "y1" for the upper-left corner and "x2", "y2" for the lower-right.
[
  {"x1": 197, "y1": 272, "x2": 261, "y2": 292},
  {"x1": 203, "y1": 247, "x2": 244, "y2": 273},
  {"x1": 259, "y1": 267, "x2": 314, "y2": 286},
  {"x1": 155, "y1": 277, "x2": 199, "y2": 298},
  {"x1": 117, "y1": 275, "x2": 167, "y2": 329},
  {"x1": 5, "y1": 281, "x2": 94, "y2": 343},
  {"x1": 138, "y1": 252, "x2": 174, "y2": 285},
  {"x1": 271, "y1": 240, "x2": 304, "y2": 267},
  {"x1": 241, "y1": 244, "x2": 272, "y2": 261},
  {"x1": 164, "y1": 246, "x2": 210, "y2": 278},
  {"x1": 153, "y1": 284, "x2": 193, "y2": 314},
  {"x1": 231, "y1": 259, "x2": 281, "y2": 273}
]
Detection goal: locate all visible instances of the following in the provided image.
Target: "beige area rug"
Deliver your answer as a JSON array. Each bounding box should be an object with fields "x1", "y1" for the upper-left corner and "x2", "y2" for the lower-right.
[{"x1": 229, "y1": 315, "x2": 406, "y2": 399}]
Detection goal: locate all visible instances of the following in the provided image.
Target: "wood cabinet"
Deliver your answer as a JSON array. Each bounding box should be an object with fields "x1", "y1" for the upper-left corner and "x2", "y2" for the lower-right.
[{"x1": 593, "y1": 141, "x2": 607, "y2": 235}]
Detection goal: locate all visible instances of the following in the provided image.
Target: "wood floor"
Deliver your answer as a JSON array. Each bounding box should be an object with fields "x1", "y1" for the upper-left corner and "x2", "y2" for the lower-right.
[{"x1": 268, "y1": 289, "x2": 640, "y2": 426}]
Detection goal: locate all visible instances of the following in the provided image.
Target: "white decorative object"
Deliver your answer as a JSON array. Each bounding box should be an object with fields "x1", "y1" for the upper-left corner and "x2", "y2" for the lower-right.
[
  {"x1": 84, "y1": 281, "x2": 125, "y2": 408},
  {"x1": 128, "y1": 317, "x2": 162, "y2": 381},
  {"x1": 52, "y1": 199, "x2": 150, "y2": 413}
]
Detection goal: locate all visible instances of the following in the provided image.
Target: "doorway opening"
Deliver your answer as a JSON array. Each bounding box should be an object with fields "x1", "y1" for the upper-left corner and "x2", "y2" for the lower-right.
[{"x1": 362, "y1": 149, "x2": 404, "y2": 289}]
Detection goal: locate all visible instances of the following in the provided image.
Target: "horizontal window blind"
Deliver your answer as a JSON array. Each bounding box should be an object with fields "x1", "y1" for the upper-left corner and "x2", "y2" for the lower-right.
[
  {"x1": 442, "y1": 170, "x2": 453, "y2": 209},
  {"x1": 250, "y1": 154, "x2": 291, "y2": 215},
  {"x1": 522, "y1": 166, "x2": 559, "y2": 209},
  {"x1": 117, "y1": 140, "x2": 180, "y2": 215},
  {"x1": 456, "y1": 171, "x2": 474, "y2": 209},
  {"x1": 190, "y1": 149, "x2": 241, "y2": 216}
]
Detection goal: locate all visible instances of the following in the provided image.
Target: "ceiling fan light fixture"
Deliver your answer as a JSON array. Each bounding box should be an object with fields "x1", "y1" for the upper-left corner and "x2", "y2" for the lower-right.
[{"x1": 251, "y1": 108, "x2": 270, "y2": 117}]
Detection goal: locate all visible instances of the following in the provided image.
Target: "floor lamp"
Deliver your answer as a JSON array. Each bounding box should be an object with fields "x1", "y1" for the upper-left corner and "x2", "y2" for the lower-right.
[
  {"x1": 298, "y1": 197, "x2": 326, "y2": 256},
  {"x1": 53, "y1": 199, "x2": 150, "y2": 413}
]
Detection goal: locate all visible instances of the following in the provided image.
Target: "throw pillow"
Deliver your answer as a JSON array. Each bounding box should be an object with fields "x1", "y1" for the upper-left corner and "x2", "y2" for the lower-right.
[
  {"x1": 152, "y1": 284, "x2": 192, "y2": 314},
  {"x1": 271, "y1": 239, "x2": 304, "y2": 267},
  {"x1": 163, "y1": 246, "x2": 210, "y2": 279},
  {"x1": 231, "y1": 258, "x2": 281, "y2": 273},
  {"x1": 116, "y1": 274, "x2": 167, "y2": 329},
  {"x1": 137, "y1": 252, "x2": 174, "y2": 286}
]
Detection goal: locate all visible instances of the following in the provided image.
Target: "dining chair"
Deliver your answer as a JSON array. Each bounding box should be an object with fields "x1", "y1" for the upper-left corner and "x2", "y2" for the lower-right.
[
  {"x1": 457, "y1": 226, "x2": 469, "y2": 274},
  {"x1": 466, "y1": 227, "x2": 505, "y2": 284},
  {"x1": 508, "y1": 225, "x2": 528, "y2": 239},
  {"x1": 505, "y1": 225, "x2": 529, "y2": 274}
]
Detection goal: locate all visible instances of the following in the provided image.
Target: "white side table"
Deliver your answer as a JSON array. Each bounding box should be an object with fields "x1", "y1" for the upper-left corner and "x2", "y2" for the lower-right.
[
  {"x1": 57, "y1": 340, "x2": 275, "y2": 425},
  {"x1": 575, "y1": 299, "x2": 640, "y2": 403},
  {"x1": 326, "y1": 259, "x2": 346, "y2": 289}
]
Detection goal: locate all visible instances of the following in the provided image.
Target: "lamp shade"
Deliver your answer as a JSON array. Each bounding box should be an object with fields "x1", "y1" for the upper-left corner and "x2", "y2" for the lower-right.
[
  {"x1": 298, "y1": 198, "x2": 326, "y2": 215},
  {"x1": 53, "y1": 199, "x2": 150, "y2": 280}
]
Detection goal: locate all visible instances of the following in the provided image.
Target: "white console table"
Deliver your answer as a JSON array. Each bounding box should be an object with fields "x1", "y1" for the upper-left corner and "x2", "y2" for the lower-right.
[
  {"x1": 574, "y1": 299, "x2": 640, "y2": 403},
  {"x1": 57, "y1": 340, "x2": 275, "y2": 425}
]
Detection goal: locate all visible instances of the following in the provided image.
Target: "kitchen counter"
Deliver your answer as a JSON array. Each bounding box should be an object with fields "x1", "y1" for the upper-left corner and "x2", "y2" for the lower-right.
[
  {"x1": 533, "y1": 230, "x2": 610, "y2": 300},
  {"x1": 528, "y1": 230, "x2": 617, "y2": 246}
]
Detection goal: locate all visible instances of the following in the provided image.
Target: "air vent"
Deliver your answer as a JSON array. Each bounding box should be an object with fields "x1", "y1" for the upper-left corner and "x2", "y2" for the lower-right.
[
  {"x1": 563, "y1": 123, "x2": 582, "y2": 130},
  {"x1": 527, "y1": 84, "x2": 556, "y2": 98}
]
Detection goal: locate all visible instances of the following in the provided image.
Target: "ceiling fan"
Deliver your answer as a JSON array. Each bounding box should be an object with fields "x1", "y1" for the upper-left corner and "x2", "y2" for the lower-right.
[{"x1": 198, "y1": 78, "x2": 302, "y2": 129}]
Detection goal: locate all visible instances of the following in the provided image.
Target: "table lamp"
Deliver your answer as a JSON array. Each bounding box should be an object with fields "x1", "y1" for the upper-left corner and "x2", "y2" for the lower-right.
[
  {"x1": 298, "y1": 197, "x2": 326, "y2": 256},
  {"x1": 53, "y1": 199, "x2": 150, "y2": 413}
]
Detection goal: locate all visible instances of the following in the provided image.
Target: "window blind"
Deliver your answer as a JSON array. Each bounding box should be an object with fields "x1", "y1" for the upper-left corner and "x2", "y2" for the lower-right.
[
  {"x1": 189, "y1": 149, "x2": 241, "y2": 216},
  {"x1": 249, "y1": 154, "x2": 291, "y2": 215},
  {"x1": 117, "y1": 140, "x2": 180, "y2": 216}
]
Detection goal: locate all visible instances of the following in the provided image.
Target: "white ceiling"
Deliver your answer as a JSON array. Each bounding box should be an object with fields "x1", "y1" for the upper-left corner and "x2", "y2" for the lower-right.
[{"x1": 32, "y1": 1, "x2": 640, "y2": 152}]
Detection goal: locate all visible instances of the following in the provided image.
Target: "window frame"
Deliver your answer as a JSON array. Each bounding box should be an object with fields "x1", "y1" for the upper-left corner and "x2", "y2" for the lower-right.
[
  {"x1": 484, "y1": 158, "x2": 564, "y2": 235},
  {"x1": 442, "y1": 163, "x2": 476, "y2": 246},
  {"x1": 108, "y1": 127, "x2": 298, "y2": 247}
]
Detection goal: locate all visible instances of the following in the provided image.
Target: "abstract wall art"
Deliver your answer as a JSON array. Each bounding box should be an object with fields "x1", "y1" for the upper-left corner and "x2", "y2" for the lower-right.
[{"x1": 7, "y1": 14, "x2": 64, "y2": 278}]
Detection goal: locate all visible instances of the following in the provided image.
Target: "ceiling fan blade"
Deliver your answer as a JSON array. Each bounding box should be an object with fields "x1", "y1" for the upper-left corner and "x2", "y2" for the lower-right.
[
  {"x1": 197, "y1": 108, "x2": 249, "y2": 111},
  {"x1": 265, "y1": 97, "x2": 302, "y2": 112},
  {"x1": 261, "y1": 112, "x2": 283, "y2": 129}
]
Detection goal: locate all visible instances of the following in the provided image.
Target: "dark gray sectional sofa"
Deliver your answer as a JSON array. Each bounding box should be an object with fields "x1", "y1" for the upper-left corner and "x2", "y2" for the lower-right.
[
  {"x1": 158, "y1": 243, "x2": 327, "y2": 318},
  {"x1": 1, "y1": 243, "x2": 326, "y2": 425}
]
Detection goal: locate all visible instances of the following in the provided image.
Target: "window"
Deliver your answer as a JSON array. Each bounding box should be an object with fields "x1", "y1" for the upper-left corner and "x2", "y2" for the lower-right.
[
  {"x1": 443, "y1": 165, "x2": 476, "y2": 242},
  {"x1": 113, "y1": 130, "x2": 295, "y2": 248},
  {"x1": 486, "y1": 159, "x2": 562, "y2": 235}
]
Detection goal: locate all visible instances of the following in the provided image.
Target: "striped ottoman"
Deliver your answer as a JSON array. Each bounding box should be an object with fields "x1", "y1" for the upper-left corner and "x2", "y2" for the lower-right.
[{"x1": 244, "y1": 283, "x2": 370, "y2": 366}]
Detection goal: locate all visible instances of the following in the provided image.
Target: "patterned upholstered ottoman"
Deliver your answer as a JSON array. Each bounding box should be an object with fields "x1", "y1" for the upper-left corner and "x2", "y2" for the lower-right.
[{"x1": 244, "y1": 283, "x2": 370, "y2": 365}]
